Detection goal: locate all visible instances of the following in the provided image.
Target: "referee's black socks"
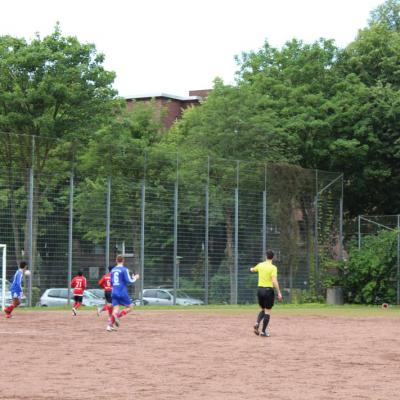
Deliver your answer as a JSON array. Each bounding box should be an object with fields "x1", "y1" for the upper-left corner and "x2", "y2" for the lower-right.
[
  {"x1": 257, "y1": 310, "x2": 265, "y2": 324},
  {"x1": 262, "y1": 313, "x2": 270, "y2": 332}
]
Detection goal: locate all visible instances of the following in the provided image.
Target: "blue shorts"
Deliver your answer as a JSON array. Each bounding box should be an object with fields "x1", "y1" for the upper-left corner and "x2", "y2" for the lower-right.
[
  {"x1": 11, "y1": 291, "x2": 22, "y2": 300},
  {"x1": 112, "y1": 293, "x2": 132, "y2": 307}
]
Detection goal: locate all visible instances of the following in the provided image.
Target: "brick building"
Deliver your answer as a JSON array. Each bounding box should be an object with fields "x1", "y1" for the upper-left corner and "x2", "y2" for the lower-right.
[{"x1": 125, "y1": 89, "x2": 211, "y2": 129}]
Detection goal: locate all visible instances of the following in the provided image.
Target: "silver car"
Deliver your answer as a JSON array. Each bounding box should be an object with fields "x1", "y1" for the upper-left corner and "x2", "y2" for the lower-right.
[
  {"x1": 86, "y1": 288, "x2": 148, "y2": 306},
  {"x1": 142, "y1": 288, "x2": 204, "y2": 306},
  {"x1": 40, "y1": 288, "x2": 104, "y2": 307}
]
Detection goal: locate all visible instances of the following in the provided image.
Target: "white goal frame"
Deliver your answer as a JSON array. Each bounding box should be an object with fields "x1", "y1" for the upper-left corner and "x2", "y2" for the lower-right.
[{"x1": 0, "y1": 244, "x2": 6, "y2": 310}]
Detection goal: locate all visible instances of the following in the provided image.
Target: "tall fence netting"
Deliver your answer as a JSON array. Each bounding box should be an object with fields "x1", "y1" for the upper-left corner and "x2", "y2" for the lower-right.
[{"x1": 0, "y1": 139, "x2": 343, "y2": 306}]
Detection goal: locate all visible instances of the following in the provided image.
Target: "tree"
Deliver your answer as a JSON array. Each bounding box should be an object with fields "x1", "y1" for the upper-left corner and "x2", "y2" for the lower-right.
[
  {"x1": 164, "y1": 79, "x2": 302, "y2": 303},
  {"x1": 75, "y1": 101, "x2": 164, "y2": 265},
  {"x1": 369, "y1": 0, "x2": 400, "y2": 31},
  {"x1": 0, "y1": 25, "x2": 116, "y2": 270},
  {"x1": 235, "y1": 18, "x2": 400, "y2": 216}
]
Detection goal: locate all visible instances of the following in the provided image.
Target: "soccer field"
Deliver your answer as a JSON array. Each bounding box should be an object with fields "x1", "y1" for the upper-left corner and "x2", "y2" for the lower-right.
[{"x1": 0, "y1": 305, "x2": 399, "y2": 400}]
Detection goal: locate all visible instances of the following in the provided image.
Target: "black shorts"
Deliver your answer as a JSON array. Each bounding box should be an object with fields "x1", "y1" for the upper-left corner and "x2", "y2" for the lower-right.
[
  {"x1": 257, "y1": 287, "x2": 275, "y2": 309},
  {"x1": 105, "y1": 291, "x2": 112, "y2": 303},
  {"x1": 74, "y1": 295, "x2": 83, "y2": 303}
]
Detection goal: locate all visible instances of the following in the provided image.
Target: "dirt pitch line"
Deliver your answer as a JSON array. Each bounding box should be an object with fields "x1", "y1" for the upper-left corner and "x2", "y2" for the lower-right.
[{"x1": 0, "y1": 309, "x2": 399, "y2": 400}]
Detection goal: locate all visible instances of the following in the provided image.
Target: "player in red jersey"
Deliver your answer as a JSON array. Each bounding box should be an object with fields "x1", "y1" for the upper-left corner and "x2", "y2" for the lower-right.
[
  {"x1": 70, "y1": 270, "x2": 87, "y2": 316},
  {"x1": 97, "y1": 265, "x2": 113, "y2": 318}
]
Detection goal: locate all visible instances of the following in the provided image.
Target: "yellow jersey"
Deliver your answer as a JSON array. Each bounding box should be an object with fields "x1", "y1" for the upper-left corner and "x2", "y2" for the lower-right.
[{"x1": 253, "y1": 260, "x2": 277, "y2": 287}]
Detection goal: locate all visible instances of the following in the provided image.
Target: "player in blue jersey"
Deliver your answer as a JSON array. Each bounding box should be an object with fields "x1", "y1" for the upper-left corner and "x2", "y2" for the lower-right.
[
  {"x1": 107, "y1": 255, "x2": 140, "y2": 332},
  {"x1": 4, "y1": 261, "x2": 28, "y2": 318}
]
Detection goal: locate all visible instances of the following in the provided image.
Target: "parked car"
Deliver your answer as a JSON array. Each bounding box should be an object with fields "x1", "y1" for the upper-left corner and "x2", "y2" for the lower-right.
[
  {"x1": 86, "y1": 288, "x2": 104, "y2": 299},
  {"x1": 86, "y1": 288, "x2": 148, "y2": 306},
  {"x1": 40, "y1": 288, "x2": 105, "y2": 307},
  {"x1": 142, "y1": 288, "x2": 204, "y2": 306}
]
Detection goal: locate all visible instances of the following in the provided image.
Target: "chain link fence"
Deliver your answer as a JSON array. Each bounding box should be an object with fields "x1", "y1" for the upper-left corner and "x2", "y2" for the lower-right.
[{"x1": 0, "y1": 135, "x2": 343, "y2": 306}]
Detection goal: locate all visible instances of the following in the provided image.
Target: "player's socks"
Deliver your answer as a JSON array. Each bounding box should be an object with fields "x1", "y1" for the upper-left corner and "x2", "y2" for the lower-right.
[
  {"x1": 256, "y1": 310, "x2": 265, "y2": 324},
  {"x1": 262, "y1": 313, "x2": 270, "y2": 333},
  {"x1": 117, "y1": 309, "x2": 128, "y2": 318},
  {"x1": 76, "y1": 302, "x2": 82, "y2": 309},
  {"x1": 5, "y1": 304, "x2": 15, "y2": 314}
]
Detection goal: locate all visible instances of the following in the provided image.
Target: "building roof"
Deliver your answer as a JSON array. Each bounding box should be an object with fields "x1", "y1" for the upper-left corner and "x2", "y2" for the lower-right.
[{"x1": 124, "y1": 93, "x2": 202, "y2": 102}]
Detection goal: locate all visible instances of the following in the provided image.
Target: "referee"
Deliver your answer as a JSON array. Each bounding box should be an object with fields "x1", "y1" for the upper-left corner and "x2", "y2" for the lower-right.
[{"x1": 250, "y1": 250, "x2": 282, "y2": 337}]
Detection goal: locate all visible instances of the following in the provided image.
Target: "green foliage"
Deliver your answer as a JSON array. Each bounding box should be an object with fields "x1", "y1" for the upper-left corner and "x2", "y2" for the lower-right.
[
  {"x1": 0, "y1": 25, "x2": 116, "y2": 264},
  {"x1": 289, "y1": 289, "x2": 322, "y2": 304},
  {"x1": 0, "y1": 24, "x2": 116, "y2": 170},
  {"x1": 320, "y1": 257, "x2": 342, "y2": 289},
  {"x1": 31, "y1": 286, "x2": 41, "y2": 306},
  {"x1": 178, "y1": 277, "x2": 204, "y2": 300},
  {"x1": 343, "y1": 230, "x2": 399, "y2": 304},
  {"x1": 209, "y1": 273, "x2": 230, "y2": 304}
]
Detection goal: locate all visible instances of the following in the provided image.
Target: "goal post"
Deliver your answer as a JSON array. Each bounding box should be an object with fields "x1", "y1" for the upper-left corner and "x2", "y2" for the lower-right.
[{"x1": 0, "y1": 244, "x2": 6, "y2": 311}]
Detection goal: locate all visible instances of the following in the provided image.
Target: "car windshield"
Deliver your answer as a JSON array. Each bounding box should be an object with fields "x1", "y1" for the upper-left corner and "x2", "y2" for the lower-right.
[
  {"x1": 84, "y1": 291, "x2": 97, "y2": 299},
  {"x1": 88, "y1": 289, "x2": 103, "y2": 298},
  {"x1": 176, "y1": 290, "x2": 191, "y2": 299}
]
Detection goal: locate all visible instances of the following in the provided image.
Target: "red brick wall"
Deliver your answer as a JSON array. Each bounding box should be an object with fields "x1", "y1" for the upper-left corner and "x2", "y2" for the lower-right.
[
  {"x1": 126, "y1": 96, "x2": 201, "y2": 129},
  {"x1": 189, "y1": 89, "x2": 211, "y2": 98}
]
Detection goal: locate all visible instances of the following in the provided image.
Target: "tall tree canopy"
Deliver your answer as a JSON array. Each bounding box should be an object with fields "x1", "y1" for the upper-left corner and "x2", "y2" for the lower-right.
[
  {"x1": 0, "y1": 25, "x2": 116, "y2": 262},
  {"x1": 167, "y1": 0, "x2": 400, "y2": 217},
  {"x1": 0, "y1": 24, "x2": 116, "y2": 171}
]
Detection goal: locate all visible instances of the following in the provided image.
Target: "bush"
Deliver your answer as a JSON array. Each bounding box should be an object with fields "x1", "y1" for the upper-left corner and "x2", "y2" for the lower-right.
[
  {"x1": 178, "y1": 278, "x2": 204, "y2": 299},
  {"x1": 31, "y1": 286, "x2": 41, "y2": 306},
  {"x1": 343, "y1": 230, "x2": 398, "y2": 304},
  {"x1": 209, "y1": 274, "x2": 230, "y2": 304}
]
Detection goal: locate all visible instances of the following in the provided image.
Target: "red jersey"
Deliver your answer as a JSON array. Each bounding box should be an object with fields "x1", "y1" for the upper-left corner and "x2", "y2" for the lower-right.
[
  {"x1": 98, "y1": 273, "x2": 112, "y2": 292},
  {"x1": 71, "y1": 276, "x2": 87, "y2": 295}
]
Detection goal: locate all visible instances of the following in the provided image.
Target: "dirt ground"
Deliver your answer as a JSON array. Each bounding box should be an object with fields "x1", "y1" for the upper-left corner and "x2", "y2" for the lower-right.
[{"x1": 0, "y1": 309, "x2": 399, "y2": 400}]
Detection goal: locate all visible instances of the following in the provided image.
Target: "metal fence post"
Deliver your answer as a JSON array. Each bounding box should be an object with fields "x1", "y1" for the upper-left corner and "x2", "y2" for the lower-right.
[
  {"x1": 1, "y1": 245, "x2": 6, "y2": 310},
  {"x1": 28, "y1": 168, "x2": 34, "y2": 307},
  {"x1": 339, "y1": 176, "x2": 344, "y2": 261},
  {"x1": 358, "y1": 215, "x2": 361, "y2": 250},
  {"x1": 397, "y1": 215, "x2": 400, "y2": 305},
  {"x1": 105, "y1": 176, "x2": 111, "y2": 267},
  {"x1": 314, "y1": 169, "x2": 319, "y2": 293},
  {"x1": 67, "y1": 173, "x2": 74, "y2": 305},
  {"x1": 204, "y1": 157, "x2": 210, "y2": 305},
  {"x1": 262, "y1": 164, "x2": 267, "y2": 259},
  {"x1": 140, "y1": 179, "x2": 145, "y2": 303},
  {"x1": 173, "y1": 155, "x2": 179, "y2": 305},
  {"x1": 234, "y1": 160, "x2": 239, "y2": 305}
]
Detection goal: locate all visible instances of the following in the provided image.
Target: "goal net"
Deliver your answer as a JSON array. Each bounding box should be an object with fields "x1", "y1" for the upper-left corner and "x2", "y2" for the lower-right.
[{"x1": 0, "y1": 245, "x2": 6, "y2": 310}]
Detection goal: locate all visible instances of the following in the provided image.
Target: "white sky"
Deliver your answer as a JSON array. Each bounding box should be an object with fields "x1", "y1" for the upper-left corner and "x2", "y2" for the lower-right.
[{"x1": 0, "y1": 0, "x2": 384, "y2": 97}]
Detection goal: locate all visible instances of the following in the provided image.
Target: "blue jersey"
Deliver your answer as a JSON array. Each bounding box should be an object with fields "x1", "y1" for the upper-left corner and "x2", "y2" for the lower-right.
[
  {"x1": 111, "y1": 265, "x2": 136, "y2": 297},
  {"x1": 10, "y1": 269, "x2": 24, "y2": 294}
]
